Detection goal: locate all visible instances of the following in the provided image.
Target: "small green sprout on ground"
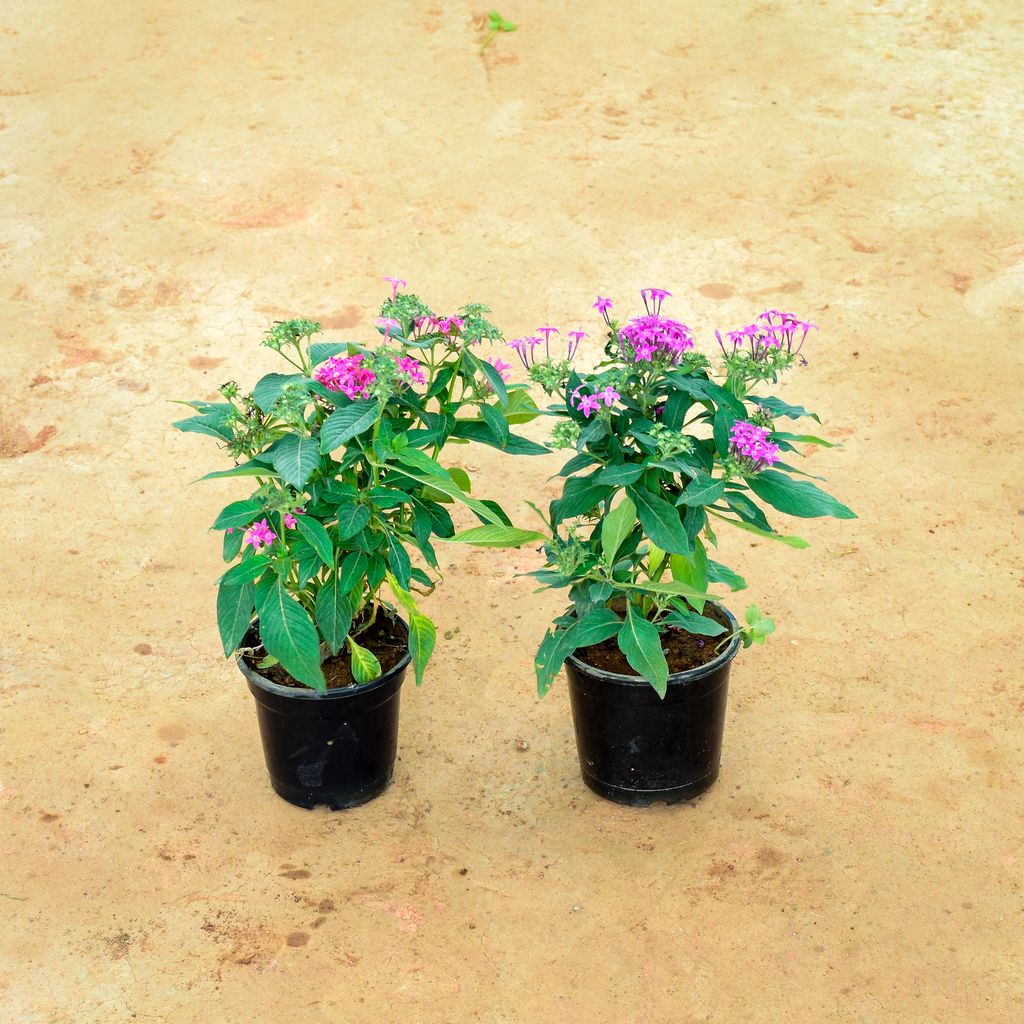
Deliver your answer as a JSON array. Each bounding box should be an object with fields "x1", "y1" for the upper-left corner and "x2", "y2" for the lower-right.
[{"x1": 481, "y1": 10, "x2": 516, "y2": 51}]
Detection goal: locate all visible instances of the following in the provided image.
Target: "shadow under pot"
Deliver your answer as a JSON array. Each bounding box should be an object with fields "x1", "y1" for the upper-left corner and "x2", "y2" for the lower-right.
[
  {"x1": 236, "y1": 618, "x2": 410, "y2": 811},
  {"x1": 564, "y1": 604, "x2": 741, "y2": 807}
]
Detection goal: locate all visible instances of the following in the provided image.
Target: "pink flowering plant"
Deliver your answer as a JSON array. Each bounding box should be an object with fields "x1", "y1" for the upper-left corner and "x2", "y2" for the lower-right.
[
  {"x1": 174, "y1": 282, "x2": 546, "y2": 692},
  {"x1": 488, "y1": 290, "x2": 855, "y2": 696}
]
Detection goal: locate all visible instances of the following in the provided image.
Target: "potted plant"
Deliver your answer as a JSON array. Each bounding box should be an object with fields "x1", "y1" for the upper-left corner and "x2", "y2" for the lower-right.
[
  {"x1": 458, "y1": 290, "x2": 855, "y2": 806},
  {"x1": 173, "y1": 279, "x2": 547, "y2": 810}
]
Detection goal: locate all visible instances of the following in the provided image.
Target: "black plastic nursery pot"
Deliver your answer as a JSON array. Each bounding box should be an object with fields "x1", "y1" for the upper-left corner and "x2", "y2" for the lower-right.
[
  {"x1": 236, "y1": 621, "x2": 410, "y2": 811},
  {"x1": 564, "y1": 605, "x2": 741, "y2": 807}
]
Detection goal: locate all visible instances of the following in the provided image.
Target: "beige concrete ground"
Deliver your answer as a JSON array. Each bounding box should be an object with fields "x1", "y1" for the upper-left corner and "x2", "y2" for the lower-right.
[{"x1": 2, "y1": 1, "x2": 1022, "y2": 1021}]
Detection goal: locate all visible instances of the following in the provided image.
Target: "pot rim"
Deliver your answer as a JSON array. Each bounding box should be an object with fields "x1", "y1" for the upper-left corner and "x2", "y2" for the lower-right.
[
  {"x1": 237, "y1": 614, "x2": 411, "y2": 700},
  {"x1": 564, "y1": 601, "x2": 741, "y2": 685}
]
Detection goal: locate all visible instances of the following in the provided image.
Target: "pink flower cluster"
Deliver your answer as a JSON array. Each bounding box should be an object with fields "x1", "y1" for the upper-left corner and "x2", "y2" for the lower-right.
[
  {"x1": 618, "y1": 314, "x2": 695, "y2": 364},
  {"x1": 396, "y1": 355, "x2": 427, "y2": 385},
  {"x1": 413, "y1": 314, "x2": 467, "y2": 340},
  {"x1": 717, "y1": 310, "x2": 816, "y2": 362},
  {"x1": 314, "y1": 354, "x2": 377, "y2": 399},
  {"x1": 283, "y1": 508, "x2": 305, "y2": 529},
  {"x1": 571, "y1": 384, "x2": 620, "y2": 418},
  {"x1": 730, "y1": 420, "x2": 780, "y2": 471},
  {"x1": 243, "y1": 518, "x2": 277, "y2": 551}
]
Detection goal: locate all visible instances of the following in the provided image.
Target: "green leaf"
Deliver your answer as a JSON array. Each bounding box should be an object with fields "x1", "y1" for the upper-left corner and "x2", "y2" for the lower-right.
[
  {"x1": 254, "y1": 578, "x2": 325, "y2": 691},
  {"x1": 450, "y1": 421, "x2": 549, "y2": 455},
  {"x1": 709, "y1": 511, "x2": 810, "y2": 548},
  {"x1": 172, "y1": 412, "x2": 232, "y2": 441},
  {"x1": 253, "y1": 373, "x2": 306, "y2": 413},
  {"x1": 470, "y1": 353, "x2": 509, "y2": 406},
  {"x1": 627, "y1": 485, "x2": 691, "y2": 556},
  {"x1": 335, "y1": 502, "x2": 371, "y2": 540},
  {"x1": 320, "y1": 400, "x2": 379, "y2": 453},
  {"x1": 771, "y1": 431, "x2": 836, "y2": 448},
  {"x1": 271, "y1": 434, "x2": 321, "y2": 488},
  {"x1": 707, "y1": 559, "x2": 747, "y2": 591},
  {"x1": 597, "y1": 463, "x2": 644, "y2": 486},
  {"x1": 670, "y1": 541, "x2": 709, "y2": 612},
  {"x1": 601, "y1": 494, "x2": 636, "y2": 566},
  {"x1": 197, "y1": 459, "x2": 278, "y2": 482},
  {"x1": 445, "y1": 524, "x2": 547, "y2": 547},
  {"x1": 668, "y1": 374, "x2": 746, "y2": 417},
  {"x1": 220, "y1": 554, "x2": 272, "y2": 587},
  {"x1": 628, "y1": 579, "x2": 714, "y2": 602},
  {"x1": 618, "y1": 603, "x2": 669, "y2": 698},
  {"x1": 746, "y1": 470, "x2": 856, "y2": 520},
  {"x1": 407, "y1": 612, "x2": 436, "y2": 686},
  {"x1": 665, "y1": 608, "x2": 727, "y2": 636},
  {"x1": 390, "y1": 464, "x2": 502, "y2": 524},
  {"x1": 216, "y1": 581, "x2": 254, "y2": 658},
  {"x1": 347, "y1": 636, "x2": 382, "y2": 684},
  {"x1": 337, "y1": 551, "x2": 368, "y2": 595},
  {"x1": 534, "y1": 628, "x2": 578, "y2": 697},
  {"x1": 480, "y1": 404, "x2": 510, "y2": 446},
  {"x1": 309, "y1": 342, "x2": 350, "y2": 365},
  {"x1": 213, "y1": 499, "x2": 264, "y2": 530},
  {"x1": 295, "y1": 516, "x2": 334, "y2": 566},
  {"x1": 551, "y1": 480, "x2": 612, "y2": 523},
  {"x1": 571, "y1": 607, "x2": 623, "y2": 648},
  {"x1": 315, "y1": 570, "x2": 353, "y2": 655},
  {"x1": 680, "y1": 475, "x2": 726, "y2": 507},
  {"x1": 505, "y1": 388, "x2": 543, "y2": 424},
  {"x1": 387, "y1": 534, "x2": 412, "y2": 589},
  {"x1": 745, "y1": 604, "x2": 762, "y2": 625},
  {"x1": 223, "y1": 527, "x2": 245, "y2": 561},
  {"x1": 713, "y1": 405, "x2": 737, "y2": 459},
  {"x1": 752, "y1": 396, "x2": 821, "y2": 422},
  {"x1": 392, "y1": 447, "x2": 448, "y2": 478}
]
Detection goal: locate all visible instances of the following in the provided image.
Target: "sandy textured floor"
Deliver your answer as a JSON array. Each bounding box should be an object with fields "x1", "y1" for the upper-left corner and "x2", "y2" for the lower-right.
[{"x1": 2, "y1": 2, "x2": 1022, "y2": 1021}]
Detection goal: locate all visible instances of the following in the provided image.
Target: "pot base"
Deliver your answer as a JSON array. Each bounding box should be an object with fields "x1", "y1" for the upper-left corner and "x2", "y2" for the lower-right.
[
  {"x1": 269, "y1": 769, "x2": 395, "y2": 811},
  {"x1": 579, "y1": 764, "x2": 720, "y2": 807}
]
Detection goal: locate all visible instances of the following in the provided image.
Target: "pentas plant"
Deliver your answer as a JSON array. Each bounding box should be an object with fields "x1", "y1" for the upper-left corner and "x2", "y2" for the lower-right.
[
  {"x1": 173, "y1": 281, "x2": 547, "y2": 692},
  {"x1": 502, "y1": 289, "x2": 855, "y2": 697}
]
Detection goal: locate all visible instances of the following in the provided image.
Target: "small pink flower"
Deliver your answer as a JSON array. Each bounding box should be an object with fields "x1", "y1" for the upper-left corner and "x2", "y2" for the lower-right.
[
  {"x1": 315, "y1": 354, "x2": 377, "y2": 398},
  {"x1": 283, "y1": 508, "x2": 304, "y2": 529},
  {"x1": 382, "y1": 276, "x2": 407, "y2": 300},
  {"x1": 378, "y1": 317, "x2": 402, "y2": 336},
  {"x1": 640, "y1": 288, "x2": 673, "y2": 314},
  {"x1": 567, "y1": 330, "x2": 587, "y2": 359},
  {"x1": 243, "y1": 518, "x2": 277, "y2": 551},
  {"x1": 397, "y1": 355, "x2": 427, "y2": 385},
  {"x1": 226, "y1": 527, "x2": 234, "y2": 535}
]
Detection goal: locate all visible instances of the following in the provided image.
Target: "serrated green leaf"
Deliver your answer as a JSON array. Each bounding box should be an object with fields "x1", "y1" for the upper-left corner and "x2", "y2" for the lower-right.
[
  {"x1": 335, "y1": 502, "x2": 371, "y2": 540},
  {"x1": 252, "y1": 373, "x2": 306, "y2": 414},
  {"x1": 217, "y1": 581, "x2": 254, "y2": 658},
  {"x1": 319, "y1": 400, "x2": 379, "y2": 453},
  {"x1": 618, "y1": 603, "x2": 669, "y2": 697},
  {"x1": 271, "y1": 434, "x2": 321, "y2": 488},
  {"x1": 315, "y1": 570, "x2": 353, "y2": 655}
]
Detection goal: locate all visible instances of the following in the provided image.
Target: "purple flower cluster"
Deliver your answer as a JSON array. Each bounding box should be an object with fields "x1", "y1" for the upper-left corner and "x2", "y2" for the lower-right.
[
  {"x1": 413, "y1": 314, "x2": 467, "y2": 340},
  {"x1": 716, "y1": 310, "x2": 816, "y2": 363},
  {"x1": 571, "y1": 384, "x2": 620, "y2": 418},
  {"x1": 507, "y1": 326, "x2": 586, "y2": 369},
  {"x1": 730, "y1": 420, "x2": 780, "y2": 471},
  {"x1": 618, "y1": 313, "x2": 696, "y2": 364}
]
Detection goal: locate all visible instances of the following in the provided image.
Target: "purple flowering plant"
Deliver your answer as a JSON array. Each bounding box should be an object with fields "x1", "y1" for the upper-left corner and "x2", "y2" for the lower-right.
[
  {"x1": 479, "y1": 289, "x2": 855, "y2": 696},
  {"x1": 173, "y1": 282, "x2": 546, "y2": 692}
]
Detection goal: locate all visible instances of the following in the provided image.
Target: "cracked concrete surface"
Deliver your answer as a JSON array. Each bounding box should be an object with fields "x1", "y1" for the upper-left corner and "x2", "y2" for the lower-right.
[{"x1": 1, "y1": 2, "x2": 1022, "y2": 1022}]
